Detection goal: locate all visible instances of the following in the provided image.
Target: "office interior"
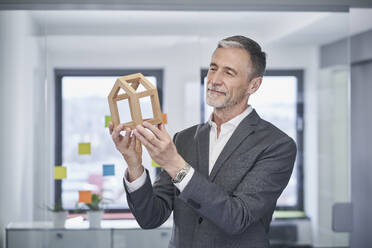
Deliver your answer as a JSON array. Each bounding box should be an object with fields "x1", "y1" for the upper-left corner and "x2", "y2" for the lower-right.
[{"x1": 1, "y1": 1, "x2": 372, "y2": 247}]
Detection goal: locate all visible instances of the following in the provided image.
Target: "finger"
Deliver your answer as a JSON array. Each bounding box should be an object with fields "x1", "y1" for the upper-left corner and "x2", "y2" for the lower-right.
[
  {"x1": 133, "y1": 129, "x2": 156, "y2": 151},
  {"x1": 128, "y1": 133, "x2": 135, "y2": 149},
  {"x1": 123, "y1": 128, "x2": 132, "y2": 148},
  {"x1": 129, "y1": 134, "x2": 141, "y2": 152},
  {"x1": 136, "y1": 125, "x2": 161, "y2": 147},
  {"x1": 157, "y1": 123, "x2": 171, "y2": 140},
  {"x1": 143, "y1": 121, "x2": 164, "y2": 140},
  {"x1": 112, "y1": 123, "x2": 125, "y2": 143}
]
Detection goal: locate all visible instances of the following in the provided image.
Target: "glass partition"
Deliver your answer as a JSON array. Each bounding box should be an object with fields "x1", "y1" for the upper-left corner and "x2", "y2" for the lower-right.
[
  {"x1": 348, "y1": 8, "x2": 372, "y2": 248},
  {"x1": 1, "y1": 8, "x2": 354, "y2": 248}
]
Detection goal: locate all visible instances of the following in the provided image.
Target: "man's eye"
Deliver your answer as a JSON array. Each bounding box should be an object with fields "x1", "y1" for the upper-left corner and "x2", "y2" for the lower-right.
[
  {"x1": 226, "y1": 71, "x2": 233, "y2": 76},
  {"x1": 209, "y1": 67, "x2": 216, "y2": 71}
]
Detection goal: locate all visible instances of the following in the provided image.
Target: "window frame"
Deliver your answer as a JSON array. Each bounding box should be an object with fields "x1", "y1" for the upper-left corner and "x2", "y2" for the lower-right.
[
  {"x1": 54, "y1": 69, "x2": 163, "y2": 213},
  {"x1": 201, "y1": 69, "x2": 304, "y2": 212}
]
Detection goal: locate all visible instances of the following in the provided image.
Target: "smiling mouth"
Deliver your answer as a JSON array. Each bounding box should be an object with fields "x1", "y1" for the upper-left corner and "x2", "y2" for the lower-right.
[{"x1": 208, "y1": 89, "x2": 226, "y2": 95}]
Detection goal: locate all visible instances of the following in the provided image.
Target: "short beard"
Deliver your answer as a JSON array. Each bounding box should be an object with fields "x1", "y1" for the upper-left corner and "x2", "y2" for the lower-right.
[{"x1": 206, "y1": 90, "x2": 247, "y2": 110}]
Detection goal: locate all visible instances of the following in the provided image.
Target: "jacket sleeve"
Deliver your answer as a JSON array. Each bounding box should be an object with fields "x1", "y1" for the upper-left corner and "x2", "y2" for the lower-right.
[
  {"x1": 178, "y1": 136, "x2": 297, "y2": 235},
  {"x1": 123, "y1": 134, "x2": 180, "y2": 229},
  {"x1": 124, "y1": 169, "x2": 175, "y2": 229}
]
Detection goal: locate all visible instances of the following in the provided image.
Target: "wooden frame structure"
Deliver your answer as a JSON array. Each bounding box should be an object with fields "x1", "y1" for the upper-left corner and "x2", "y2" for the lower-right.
[{"x1": 108, "y1": 73, "x2": 163, "y2": 129}]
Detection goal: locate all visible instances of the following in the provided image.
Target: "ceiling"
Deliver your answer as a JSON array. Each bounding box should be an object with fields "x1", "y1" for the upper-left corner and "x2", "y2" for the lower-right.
[
  {"x1": 3, "y1": 0, "x2": 372, "y2": 11},
  {"x1": 30, "y1": 10, "x2": 368, "y2": 46}
]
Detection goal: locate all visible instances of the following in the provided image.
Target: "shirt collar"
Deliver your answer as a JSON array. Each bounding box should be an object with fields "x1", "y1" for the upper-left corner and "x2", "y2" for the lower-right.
[{"x1": 208, "y1": 105, "x2": 253, "y2": 129}]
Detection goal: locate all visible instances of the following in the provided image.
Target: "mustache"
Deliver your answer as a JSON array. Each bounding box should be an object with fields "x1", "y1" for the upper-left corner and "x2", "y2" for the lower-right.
[{"x1": 207, "y1": 85, "x2": 226, "y2": 94}]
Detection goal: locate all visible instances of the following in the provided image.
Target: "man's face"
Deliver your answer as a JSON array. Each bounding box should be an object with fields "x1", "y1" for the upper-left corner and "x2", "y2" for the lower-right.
[{"x1": 206, "y1": 47, "x2": 254, "y2": 110}]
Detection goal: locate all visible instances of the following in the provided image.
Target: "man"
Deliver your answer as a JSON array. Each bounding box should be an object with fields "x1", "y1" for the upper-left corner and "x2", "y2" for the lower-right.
[{"x1": 109, "y1": 35, "x2": 297, "y2": 248}]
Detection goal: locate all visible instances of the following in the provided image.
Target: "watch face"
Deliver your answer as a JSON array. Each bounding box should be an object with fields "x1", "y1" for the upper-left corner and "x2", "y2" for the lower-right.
[
  {"x1": 172, "y1": 171, "x2": 185, "y2": 183},
  {"x1": 178, "y1": 171, "x2": 187, "y2": 179},
  {"x1": 172, "y1": 164, "x2": 191, "y2": 183}
]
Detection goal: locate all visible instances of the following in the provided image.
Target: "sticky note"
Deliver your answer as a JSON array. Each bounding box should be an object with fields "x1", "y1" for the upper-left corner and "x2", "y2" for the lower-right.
[
  {"x1": 103, "y1": 164, "x2": 115, "y2": 176},
  {"x1": 54, "y1": 166, "x2": 67, "y2": 179},
  {"x1": 105, "y1": 115, "x2": 111, "y2": 128},
  {"x1": 162, "y1": 113, "x2": 168, "y2": 124},
  {"x1": 78, "y1": 143, "x2": 91, "y2": 155},
  {"x1": 78, "y1": 190, "x2": 92, "y2": 204},
  {"x1": 152, "y1": 160, "x2": 161, "y2": 168}
]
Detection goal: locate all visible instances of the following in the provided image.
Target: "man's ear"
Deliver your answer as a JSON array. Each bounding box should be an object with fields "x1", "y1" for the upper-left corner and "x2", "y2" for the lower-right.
[{"x1": 247, "y1": 76, "x2": 263, "y2": 95}]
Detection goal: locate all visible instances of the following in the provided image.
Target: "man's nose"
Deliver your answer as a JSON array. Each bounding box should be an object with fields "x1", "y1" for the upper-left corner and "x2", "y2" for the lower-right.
[{"x1": 209, "y1": 70, "x2": 223, "y2": 85}]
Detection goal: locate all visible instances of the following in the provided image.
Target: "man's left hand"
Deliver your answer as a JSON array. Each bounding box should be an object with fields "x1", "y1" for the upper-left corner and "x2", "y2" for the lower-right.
[{"x1": 133, "y1": 121, "x2": 186, "y2": 179}]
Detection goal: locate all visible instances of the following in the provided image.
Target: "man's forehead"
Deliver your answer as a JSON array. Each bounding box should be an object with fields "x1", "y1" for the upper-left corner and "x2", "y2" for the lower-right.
[
  {"x1": 212, "y1": 47, "x2": 250, "y2": 60},
  {"x1": 211, "y1": 47, "x2": 251, "y2": 67}
]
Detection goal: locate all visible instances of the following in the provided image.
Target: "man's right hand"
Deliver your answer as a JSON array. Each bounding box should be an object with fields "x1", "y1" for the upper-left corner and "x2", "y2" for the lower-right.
[{"x1": 109, "y1": 122, "x2": 144, "y2": 182}]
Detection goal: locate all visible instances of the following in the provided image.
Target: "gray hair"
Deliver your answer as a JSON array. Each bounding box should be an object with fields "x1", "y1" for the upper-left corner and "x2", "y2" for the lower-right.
[{"x1": 217, "y1": 35, "x2": 266, "y2": 78}]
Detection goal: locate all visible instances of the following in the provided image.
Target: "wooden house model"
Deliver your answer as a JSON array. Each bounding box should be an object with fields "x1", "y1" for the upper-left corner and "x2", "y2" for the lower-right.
[{"x1": 108, "y1": 73, "x2": 163, "y2": 129}]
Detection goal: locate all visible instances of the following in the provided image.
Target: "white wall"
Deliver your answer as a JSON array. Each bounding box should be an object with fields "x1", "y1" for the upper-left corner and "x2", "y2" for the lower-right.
[{"x1": 0, "y1": 11, "x2": 47, "y2": 248}]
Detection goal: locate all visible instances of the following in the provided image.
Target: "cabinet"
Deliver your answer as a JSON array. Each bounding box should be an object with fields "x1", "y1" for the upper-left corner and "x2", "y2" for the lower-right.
[
  {"x1": 6, "y1": 220, "x2": 172, "y2": 248},
  {"x1": 6, "y1": 229, "x2": 111, "y2": 248},
  {"x1": 113, "y1": 229, "x2": 171, "y2": 248}
]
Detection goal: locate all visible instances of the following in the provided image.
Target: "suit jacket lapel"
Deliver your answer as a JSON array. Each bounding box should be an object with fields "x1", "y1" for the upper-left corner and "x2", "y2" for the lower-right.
[
  {"x1": 209, "y1": 109, "x2": 261, "y2": 181},
  {"x1": 196, "y1": 123, "x2": 210, "y2": 178}
]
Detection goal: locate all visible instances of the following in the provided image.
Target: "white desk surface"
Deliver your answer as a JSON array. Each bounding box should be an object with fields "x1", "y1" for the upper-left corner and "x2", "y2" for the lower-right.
[{"x1": 7, "y1": 218, "x2": 173, "y2": 230}]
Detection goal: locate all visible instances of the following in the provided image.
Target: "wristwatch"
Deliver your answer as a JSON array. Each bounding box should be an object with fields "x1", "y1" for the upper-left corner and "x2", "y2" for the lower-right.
[{"x1": 171, "y1": 163, "x2": 191, "y2": 184}]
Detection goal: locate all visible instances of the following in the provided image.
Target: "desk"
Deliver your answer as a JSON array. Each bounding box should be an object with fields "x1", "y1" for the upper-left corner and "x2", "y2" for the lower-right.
[
  {"x1": 6, "y1": 219, "x2": 173, "y2": 248},
  {"x1": 6, "y1": 218, "x2": 313, "y2": 247}
]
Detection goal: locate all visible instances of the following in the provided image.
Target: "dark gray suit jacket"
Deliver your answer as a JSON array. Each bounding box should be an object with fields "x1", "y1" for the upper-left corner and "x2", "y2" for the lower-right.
[{"x1": 124, "y1": 110, "x2": 297, "y2": 248}]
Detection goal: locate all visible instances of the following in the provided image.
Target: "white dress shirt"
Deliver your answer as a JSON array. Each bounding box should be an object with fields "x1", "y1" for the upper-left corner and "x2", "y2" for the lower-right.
[{"x1": 124, "y1": 105, "x2": 253, "y2": 193}]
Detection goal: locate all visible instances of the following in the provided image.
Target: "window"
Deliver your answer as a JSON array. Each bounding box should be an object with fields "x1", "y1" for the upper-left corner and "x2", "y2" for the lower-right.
[
  {"x1": 55, "y1": 69, "x2": 163, "y2": 212},
  {"x1": 201, "y1": 69, "x2": 304, "y2": 211}
]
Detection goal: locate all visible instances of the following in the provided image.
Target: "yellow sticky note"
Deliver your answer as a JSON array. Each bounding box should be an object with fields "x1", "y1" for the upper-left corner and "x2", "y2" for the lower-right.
[
  {"x1": 105, "y1": 115, "x2": 111, "y2": 128},
  {"x1": 54, "y1": 166, "x2": 67, "y2": 179},
  {"x1": 152, "y1": 160, "x2": 161, "y2": 168},
  {"x1": 78, "y1": 143, "x2": 91, "y2": 155},
  {"x1": 78, "y1": 190, "x2": 92, "y2": 204}
]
